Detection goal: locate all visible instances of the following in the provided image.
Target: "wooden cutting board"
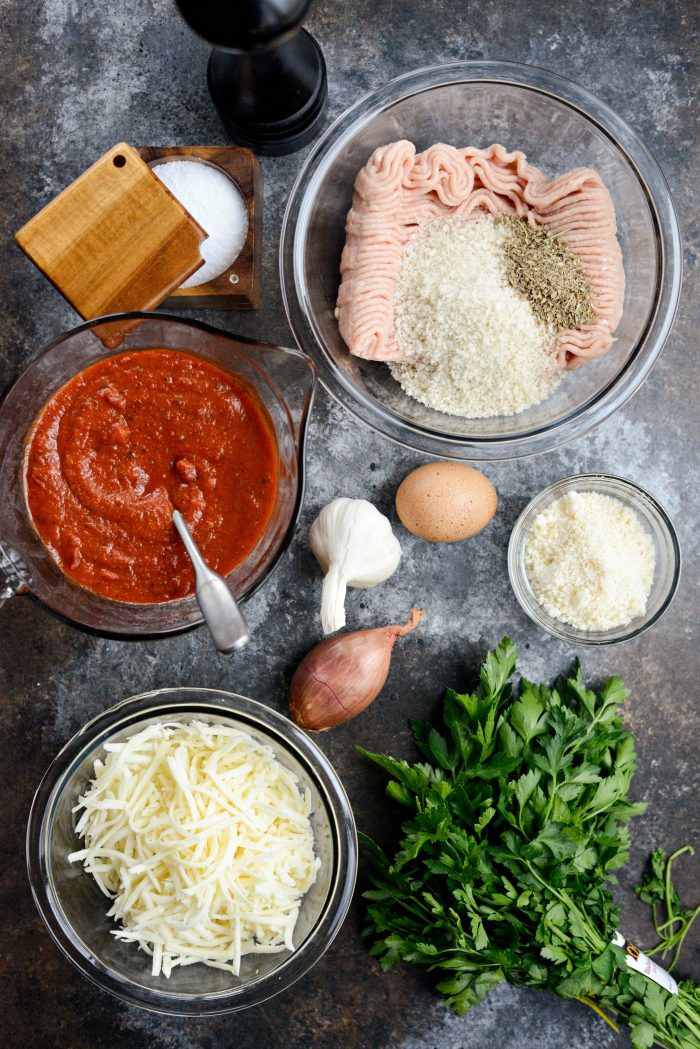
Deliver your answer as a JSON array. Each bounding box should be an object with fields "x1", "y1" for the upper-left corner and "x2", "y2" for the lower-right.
[{"x1": 15, "y1": 142, "x2": 207, "y2": 319}]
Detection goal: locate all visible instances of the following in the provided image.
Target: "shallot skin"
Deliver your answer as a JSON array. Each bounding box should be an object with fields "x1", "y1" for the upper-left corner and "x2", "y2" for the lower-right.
[{"x1": 289, "y1": 609, "x2": 425, "y2": 732}]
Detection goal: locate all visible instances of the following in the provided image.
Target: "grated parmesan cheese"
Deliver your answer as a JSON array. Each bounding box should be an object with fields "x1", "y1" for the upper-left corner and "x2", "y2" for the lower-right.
[
  {"x1": 390, "y1": 217, "x2": 561, "y2": 418},
  {"x1": 524, "y1": 490, "x2": 656, "y2": 631},
  {"x1": 68, "y1": 721, "x2": 321, "y2": 978}
]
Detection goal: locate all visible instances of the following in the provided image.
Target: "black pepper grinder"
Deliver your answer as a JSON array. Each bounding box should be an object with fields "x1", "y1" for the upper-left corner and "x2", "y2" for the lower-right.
[{"x1": 174, "y1": 0, "x2": 328, "y2": 156}]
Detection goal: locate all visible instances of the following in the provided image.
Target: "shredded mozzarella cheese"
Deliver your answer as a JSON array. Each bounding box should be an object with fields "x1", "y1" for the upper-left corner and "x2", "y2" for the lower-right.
[{"x1": 69, "y1": 721, "x2": 321, "y2": 978}]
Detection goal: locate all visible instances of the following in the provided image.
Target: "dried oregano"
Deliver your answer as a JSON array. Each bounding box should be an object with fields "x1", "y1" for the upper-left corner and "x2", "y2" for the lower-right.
[{"x1": 499, "y1": 217, "x2": 595, "y2": 331}]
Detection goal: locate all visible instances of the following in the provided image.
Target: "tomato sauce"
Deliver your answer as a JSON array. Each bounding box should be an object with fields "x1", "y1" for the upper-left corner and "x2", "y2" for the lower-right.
[{"x1": 24, "y1": 349, "x2": 278, "y2": 604}]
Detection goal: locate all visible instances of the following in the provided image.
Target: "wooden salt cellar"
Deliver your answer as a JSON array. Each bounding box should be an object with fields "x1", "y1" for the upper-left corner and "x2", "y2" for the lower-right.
[
  {"x1": 15, "y1": 142, "x2": 263, "y2": 319},
  {"x1": 15, "y1": 143, "x2": 207, "y2": 319},
  {"x1": 138, "y1": 146, "x2": 263, "y2": 310}
]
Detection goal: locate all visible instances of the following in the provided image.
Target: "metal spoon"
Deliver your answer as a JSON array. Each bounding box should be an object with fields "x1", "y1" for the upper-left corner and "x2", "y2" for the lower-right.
[{"x1": 172, "y1": 510, "x2": 250, "y2": 654}]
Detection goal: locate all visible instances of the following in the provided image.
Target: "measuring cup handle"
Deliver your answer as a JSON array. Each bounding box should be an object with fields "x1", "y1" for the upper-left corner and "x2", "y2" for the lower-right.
[{"x1": 0, "y1": 542, "x2": 30, "y2": 607}]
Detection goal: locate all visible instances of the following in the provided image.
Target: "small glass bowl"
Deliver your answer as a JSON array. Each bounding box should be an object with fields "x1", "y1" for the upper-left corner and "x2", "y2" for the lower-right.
[
  {"x1": 508, "y1": 474, "x2": 681, "y2": 645},
  {"x1": 26, "y1": 689, "x2": 357, "y2": 1016}
]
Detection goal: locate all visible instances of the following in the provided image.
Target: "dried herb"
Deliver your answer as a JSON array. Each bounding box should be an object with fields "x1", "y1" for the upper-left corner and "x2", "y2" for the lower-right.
[{"x1": 500, "y1": 218, "x2": 595, "y2": 331}]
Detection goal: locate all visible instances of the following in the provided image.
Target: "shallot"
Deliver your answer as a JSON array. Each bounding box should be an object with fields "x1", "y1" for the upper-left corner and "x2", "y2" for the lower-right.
[{"x1": 289, "y1": 609, "x2": 425, "y2": 732}]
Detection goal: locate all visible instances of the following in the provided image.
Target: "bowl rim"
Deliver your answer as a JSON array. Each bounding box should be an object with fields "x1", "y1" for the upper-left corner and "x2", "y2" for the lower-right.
[
  {"x1": 26, "y1": 688, "x2": 357, "y2": 1016},
  {"x1": 280, "y1": 60, "x2": 682, "y2": 461},
  {"x1": 507, "y1": 473, "x2": 682, "y2": 645}
]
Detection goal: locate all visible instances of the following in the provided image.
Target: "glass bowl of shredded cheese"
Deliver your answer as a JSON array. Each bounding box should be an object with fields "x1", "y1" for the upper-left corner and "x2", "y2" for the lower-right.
[
  {"x1": 281, "y1": 62, "x2": 681, "y2": 460},
  {"x1": 508, "y1": 474, "x2": 681, "y2": 644},
  {"x1": 27, "y1": 689, "x2": 357, "y2": 1015}
]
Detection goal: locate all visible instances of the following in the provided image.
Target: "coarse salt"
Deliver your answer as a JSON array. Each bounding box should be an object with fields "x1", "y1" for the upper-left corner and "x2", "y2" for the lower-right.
[
  {"x1": 153, "y1": 160, "x2": 249, "y2": 287},
  {"x1": 390, "y1": 216, "x2": 561, "y2": 418},
  {"x1": 524, "y1": 490, "x2": 656, "y2": 631}
]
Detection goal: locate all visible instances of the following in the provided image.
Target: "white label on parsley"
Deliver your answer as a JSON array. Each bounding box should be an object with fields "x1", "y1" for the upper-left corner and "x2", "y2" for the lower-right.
[{"x1": 613, "y1": 932, "x2": 678, "y2": 995}]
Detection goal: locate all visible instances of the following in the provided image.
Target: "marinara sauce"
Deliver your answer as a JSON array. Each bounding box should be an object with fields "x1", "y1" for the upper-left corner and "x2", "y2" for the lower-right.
[{"x1": 24, "y1": 349, "x2": 278, "y2": 604}]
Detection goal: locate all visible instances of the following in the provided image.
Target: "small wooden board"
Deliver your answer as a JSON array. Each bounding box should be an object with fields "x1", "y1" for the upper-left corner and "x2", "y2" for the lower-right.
[
  {"x1": 137, "y1": 146, "x2": 263, "y2": 310},
  {"x1": 15, "y1": 143, "x2": 207, "y2": 319}
]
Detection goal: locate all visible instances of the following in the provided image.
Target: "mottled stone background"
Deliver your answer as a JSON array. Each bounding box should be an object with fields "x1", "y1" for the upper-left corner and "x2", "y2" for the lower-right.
[{"x1": 0, "y1": 1, "x2": 698, "y2": 1047}]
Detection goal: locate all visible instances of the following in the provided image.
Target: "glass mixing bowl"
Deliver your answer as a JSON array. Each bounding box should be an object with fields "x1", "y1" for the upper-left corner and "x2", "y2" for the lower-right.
[
  {"x1": 508, "y1": 474, "x2": 681, "y2": 644},
  {"x1": 280, "y1": 62, "x2": 681, "y2": 460},
  {"x1": 0, "y1": 313, "x2": 315, "y2": 637},
  {"x1": 26, "y1": 688, "x2": 357, "y2": 1015}
]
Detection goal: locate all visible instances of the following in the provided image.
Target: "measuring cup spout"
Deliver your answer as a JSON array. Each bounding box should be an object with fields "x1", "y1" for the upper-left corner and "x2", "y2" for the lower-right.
[{"x1": 252, "y1": 343, "x2": 316, "y2": 454}]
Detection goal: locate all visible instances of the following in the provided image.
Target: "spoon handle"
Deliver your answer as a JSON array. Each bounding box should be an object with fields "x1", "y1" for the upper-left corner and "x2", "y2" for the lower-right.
[{"x1": 173, "y1": 510, "x2": 250, "y2": 654}]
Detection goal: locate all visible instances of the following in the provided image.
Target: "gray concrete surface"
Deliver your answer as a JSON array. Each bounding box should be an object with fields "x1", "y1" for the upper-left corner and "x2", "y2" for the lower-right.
[{"x1": 0, "y1": 1, "x2": 698, "y2": 1047}]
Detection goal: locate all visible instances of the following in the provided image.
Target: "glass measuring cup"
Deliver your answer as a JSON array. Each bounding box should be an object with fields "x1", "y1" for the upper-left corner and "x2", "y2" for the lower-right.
[{"x1": 0, "y1": 313, "x2": 316, "y2": 638}]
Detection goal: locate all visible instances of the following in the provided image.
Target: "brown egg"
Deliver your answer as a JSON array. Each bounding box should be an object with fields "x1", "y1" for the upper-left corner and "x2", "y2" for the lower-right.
[{"x1": 396, "y1": 462, "x2": 498, "y2": 542}]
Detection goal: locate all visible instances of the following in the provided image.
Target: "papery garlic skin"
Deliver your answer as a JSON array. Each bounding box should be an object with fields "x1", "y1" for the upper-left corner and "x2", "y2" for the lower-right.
[{"x1": 309, "y1": 498, "x2": 402, "y2": 634}]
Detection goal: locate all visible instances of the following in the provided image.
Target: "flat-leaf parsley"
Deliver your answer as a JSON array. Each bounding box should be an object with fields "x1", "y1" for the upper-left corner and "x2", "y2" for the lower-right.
[{"x1": 359, "y1": 639, "x2": 700, "y2": 1048}]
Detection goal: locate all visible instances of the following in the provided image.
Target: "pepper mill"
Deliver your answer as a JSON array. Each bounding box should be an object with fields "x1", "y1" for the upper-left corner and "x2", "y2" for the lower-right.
[{"x1": 175, "y1": 0, "x2": 328, "y2": 156}]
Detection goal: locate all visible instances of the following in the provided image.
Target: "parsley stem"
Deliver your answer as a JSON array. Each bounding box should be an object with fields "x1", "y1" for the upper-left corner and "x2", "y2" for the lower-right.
[
  {"x1": 668, "y1": 904, "x2": 700, "y2": 972},
  {"x1": 665, "y1": 846, "x2": 693, "y2": 922},
  {"x1": 541, "y1": 771, "x2": 558, "y2": 826},
  {"x1": 643, "y1": 847, "x2": 700, "y2": 971},
  {"x1": 575, "y1": 996, "x2": 620, "y2": 1033},
  {"x1": 676, "y1": 998, "x2": 700, "y2": 1043}
]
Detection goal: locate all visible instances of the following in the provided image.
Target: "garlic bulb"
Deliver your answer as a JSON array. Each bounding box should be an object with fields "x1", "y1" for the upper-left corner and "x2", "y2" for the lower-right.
[{"x1": 309, "y1": 498, "x2": 402, "y2": 634}]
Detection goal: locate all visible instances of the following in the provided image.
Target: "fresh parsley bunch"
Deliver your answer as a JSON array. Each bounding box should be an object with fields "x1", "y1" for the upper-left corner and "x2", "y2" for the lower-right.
[{"x1": 359, "y1": 639, "x2": 700, "y2": 1049}]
